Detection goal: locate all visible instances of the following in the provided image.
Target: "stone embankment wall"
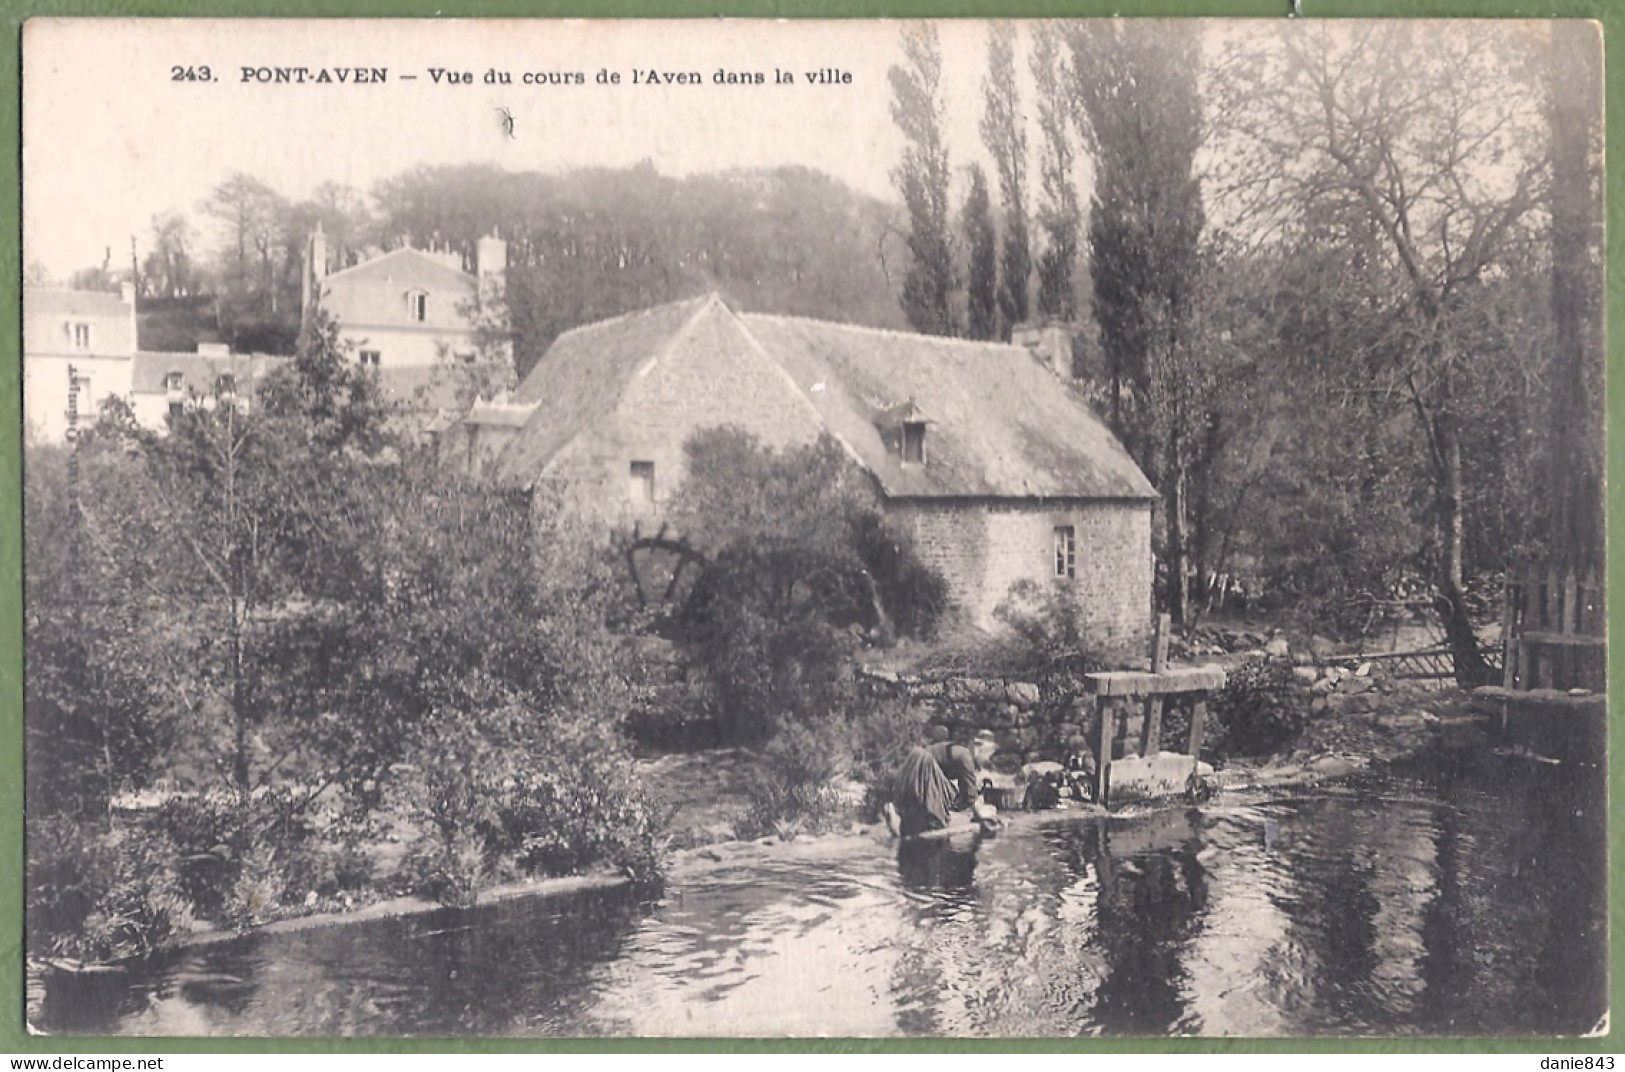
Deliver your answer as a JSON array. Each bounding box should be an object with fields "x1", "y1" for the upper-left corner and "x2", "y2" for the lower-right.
[{"x1": 858, "y1": 667, "x2": 1162, "y2": 770}]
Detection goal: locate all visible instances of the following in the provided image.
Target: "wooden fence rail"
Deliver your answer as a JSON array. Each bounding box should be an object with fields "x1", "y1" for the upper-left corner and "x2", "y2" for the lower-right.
[{"x1": 1503, "y1": 565, "x2": 1605, "y2": 692}]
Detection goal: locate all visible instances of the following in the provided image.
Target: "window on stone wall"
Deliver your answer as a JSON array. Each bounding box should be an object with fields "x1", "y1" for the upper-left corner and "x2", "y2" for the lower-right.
[
  {"x1": 165, "y1": 370, "x2": 185, "y2": 393},
  {"x1": 630, "y1": 460, "x2": 656, "y2": 506},
  {"x1": 1054, "y1": 525, "x2": 1076, "y2": 579}
]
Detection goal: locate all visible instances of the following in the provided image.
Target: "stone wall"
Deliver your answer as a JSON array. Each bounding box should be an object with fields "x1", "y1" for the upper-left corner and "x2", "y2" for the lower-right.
[
  {"x1": 889, "y1": 498, "x2": 1153, "y2": 647},
  {"x1": 857, "y1": 667, "x2": 1158, "y2": 771}
]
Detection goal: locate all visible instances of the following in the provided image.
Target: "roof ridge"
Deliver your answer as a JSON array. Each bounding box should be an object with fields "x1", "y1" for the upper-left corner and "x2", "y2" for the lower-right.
[
  {"x1": 547, "y1": 293, "x2": 715, "y2": 348},
  {"x1": 321, "y1": 246, "x2": 474, "y2": 284},
  {"x1": 741, "y1": 311, "x2": 1028, "y2": 352}
]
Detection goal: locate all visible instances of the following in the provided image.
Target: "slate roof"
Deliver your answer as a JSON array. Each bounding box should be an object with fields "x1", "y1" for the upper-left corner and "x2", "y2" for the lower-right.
[
  {"x1": 741, "y1": 313, "x2": 1155, "y2": 500},
  {"x1": 497, "y1": 294, "x2": 1155, "y2": 501},
  {"x1": 130, "y1": 352, "x2": 287, "y2": 394},
  {"x1": 26, "y1": 287, "x2": 129, "y2": 319},
  {"x1": 322, "y1": 248, "x2": 474, "y2": 292},
  {"x1": 500, "y1": 296, "x2": 713, "y2": 483}
]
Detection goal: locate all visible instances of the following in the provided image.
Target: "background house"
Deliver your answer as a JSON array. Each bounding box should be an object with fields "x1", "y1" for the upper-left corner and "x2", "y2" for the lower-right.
[
  {"x1": 23, "y1": 284, "x2": 138, "y2": 442},
  {"x1": 303, "y1": 227, "x2": 510, "y2": 426},
  {"x1": 490, "y1": 294, "x2": 1157, "y2": 645},
  {"x1": 128, "y1": 347, "x2": 288, "y2": 427}
]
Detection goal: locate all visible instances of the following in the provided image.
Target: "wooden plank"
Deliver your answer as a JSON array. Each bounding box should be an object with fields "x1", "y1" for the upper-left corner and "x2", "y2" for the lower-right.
[
  {"x1": 1151, "y1": 613, "x2": 1170, "y2": 673},
  {"x1": 1517, "y1": 631, "x2": 1607, "y2": 647},
  {"x1": 1141, "y1": 697, "x2": 1164, "y2": 756},
  {"x1": 1141, "y1": 612, "x2": 1169, "y2": 756},
  {"x1": 1083, "y1": 667, "x2": 1227, "y2": 696},
  {"x1": 1096, "y1": 697, "x2": 1112, "y2": 805},
  {"x1": 1546, "y1": 566, "x2": 1560, "y2": 632},
  {"x1": 1502, "y1": 576, "x2": 1516, "y2": 690},
  {"x1": 1187, "y1": 699, "x2": 1208, "y2": 760},
  {"x1": 1563, "y1": 570, "x2": 1579, "y2": 635}
]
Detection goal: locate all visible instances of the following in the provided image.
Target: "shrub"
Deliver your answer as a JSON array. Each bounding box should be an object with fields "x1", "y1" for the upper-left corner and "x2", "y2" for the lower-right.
[
  {"x1": 1210, "y1": 656, "x2": 1308, "y2": 757},
  {"x1": 735, "y1": 716, "x2": 854, "y2": 840},
  {"x1": 154, "y1": 788, "x2": 316, "y2": 923},
  {"x1": 395, "y1": 681, "x2": 665, "y2": 904},
  {"x1": 26, "y1": 815, "x2": 194, "y2": 963}
]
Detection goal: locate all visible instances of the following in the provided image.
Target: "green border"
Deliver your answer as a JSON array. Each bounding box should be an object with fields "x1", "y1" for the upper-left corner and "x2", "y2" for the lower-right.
[{"x1": 1, "y1": 0, "x2": 1620, "y2": 1055}]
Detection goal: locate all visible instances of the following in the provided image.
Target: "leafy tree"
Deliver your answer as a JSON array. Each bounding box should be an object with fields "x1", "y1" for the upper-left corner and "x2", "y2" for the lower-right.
[
  {"x1": 668, "y1": 427, "x2": 947, "y2": 736},
  {"x1": 981, "y1": 22, "x2": 1031, "y2": 338},
  {"x1": 143, "y1": 212, "x2": 195, "y2": 300},
  {"x1": 961, "y1": 164, "x2": 999, "y2": 341},
  {"x1": 1066, "y1": 22, "x2": 1207, "y2": 627},
  {"x1": 888, "y1": 23, "x2": 959, "y2": 336},
  {"x1": 1030, "y1": 23, "x2": 1080, "y2": 322},
  {"x1": 1213, "y1": 23, "x2": 1552, "y2": 681},
  {"x1": 1543, "y1": 21, "x2": 1605, "y2": 570}
]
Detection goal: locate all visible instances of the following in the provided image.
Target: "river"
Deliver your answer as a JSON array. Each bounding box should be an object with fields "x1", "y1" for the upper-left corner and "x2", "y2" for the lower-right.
[{"x1": 32, "y1": 758, "x2": 1605, "y2": 1038}]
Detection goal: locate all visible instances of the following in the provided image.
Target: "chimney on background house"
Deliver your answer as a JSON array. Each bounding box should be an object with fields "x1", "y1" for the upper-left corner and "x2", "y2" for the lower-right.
[
  {"x1": 120, "y1": 281, "x2": 137, "y2": 351},
  {"x1": 301, "y1": 223, "x2": 328, "y2": 330},
  {"x1": 477, "y1": 230, "x2": 507, "y2": 280},
  {"x1": 1012, "y1": 320, "x2": 1077, "y2": 380}
]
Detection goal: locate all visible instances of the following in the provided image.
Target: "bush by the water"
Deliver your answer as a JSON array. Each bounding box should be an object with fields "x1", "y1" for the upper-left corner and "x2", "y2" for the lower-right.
[
  {"x1": 396, "y1": 680, "x2": 664, "y2": 905},
  {"x1": 26, "y1": 815, "x2": 194, "y2": 963},
  {"x1": 1211, "y1": 656, "x2": 1308, "y2": 757},
  {"x1": 737, "y1": 697, "x2": 929, "y2": 838}
]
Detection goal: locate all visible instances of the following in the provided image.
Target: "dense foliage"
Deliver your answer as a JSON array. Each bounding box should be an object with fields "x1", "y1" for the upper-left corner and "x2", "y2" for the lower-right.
[{"x1": 25, "y1": 307, "x2": 662, "y2": 956}]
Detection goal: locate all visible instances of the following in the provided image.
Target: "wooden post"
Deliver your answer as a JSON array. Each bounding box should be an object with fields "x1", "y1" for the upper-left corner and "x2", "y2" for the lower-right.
[
  {"x1": 1501, "y1": 574, "x2": 1517, "y2": 690},
  {"x1": 1187, "y1": 699, "x2": 1208, "y2": 761},
  {"x1": 1096, "y1": 697, "x2": 1114, "y2": 805},
  {"x1": 1141, "y1": 613, "x2": 1170, "y2": 756}
]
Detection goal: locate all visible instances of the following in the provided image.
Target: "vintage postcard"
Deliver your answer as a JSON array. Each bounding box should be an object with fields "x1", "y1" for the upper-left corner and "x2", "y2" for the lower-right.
[{"x1": 20, "y1": 17, "x2": 1606, "y2": 1038}]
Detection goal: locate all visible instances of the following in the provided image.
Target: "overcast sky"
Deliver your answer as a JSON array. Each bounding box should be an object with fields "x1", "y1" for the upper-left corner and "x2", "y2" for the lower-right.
[{"x1": 24, "y1": 19, "x2": 1023, "y2": 279}]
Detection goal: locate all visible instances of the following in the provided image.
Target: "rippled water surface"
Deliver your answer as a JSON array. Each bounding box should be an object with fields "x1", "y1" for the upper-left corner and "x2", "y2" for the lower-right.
[{"x1": 36, "y1": 763, "x2": 1605, "y2": 1037}]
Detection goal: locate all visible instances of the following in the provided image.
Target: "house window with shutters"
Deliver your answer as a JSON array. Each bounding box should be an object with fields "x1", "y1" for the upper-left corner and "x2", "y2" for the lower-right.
[
  {"x1": 1054, "y1": 525, "x2": 1076, "y2": 579},
  {"x1": 407, "y1": 291, "x2": 427, "y2": 322},
  {"x1": 70, "y1": 322, "x2": 92, "y2": 350}
]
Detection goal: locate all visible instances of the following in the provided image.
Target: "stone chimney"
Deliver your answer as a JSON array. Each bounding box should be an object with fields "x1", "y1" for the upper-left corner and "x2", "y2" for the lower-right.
[
  {"x1": 120, "y1": 281, "x2": 137, "y2": 352},
  {"x1": 477, "y1": 230, "x2": 507, "y2": 280},
  {"x1": 1012, "y1": 320, "x2": 1076, "y2": 380}
]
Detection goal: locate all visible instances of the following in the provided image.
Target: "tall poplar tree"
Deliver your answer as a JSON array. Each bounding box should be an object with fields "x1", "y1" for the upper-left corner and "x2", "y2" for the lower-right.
[
  {"x1": 981, "y1": 22, "x2": 1031, "y2": 337},
  {"x1": 888, "y1": 24, "x2": 958, "y2": 336},
  {"x1": 962, "y1": 165, "x2": 999, "y2": 341}
]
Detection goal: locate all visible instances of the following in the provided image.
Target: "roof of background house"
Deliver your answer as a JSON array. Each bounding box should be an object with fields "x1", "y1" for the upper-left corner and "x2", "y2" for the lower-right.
[
  {"x1": 26, "y1": 287, "x2": 129, "y2": 319},
  {"x1": 321, "y1": 247, "x2": 474, "y2": 293},
  {"x1": 374, "y1": 364, "x2": 471, "y2": 413},
  {"x1": 130, "y1": 352, "x2": 288, "y2": 394},
  {"x1": 465, "y1": 397, "x2": 542, "y2": 428},
  {"x1": 496, "y1": 294, "x2": 1156, "y2": 501}
]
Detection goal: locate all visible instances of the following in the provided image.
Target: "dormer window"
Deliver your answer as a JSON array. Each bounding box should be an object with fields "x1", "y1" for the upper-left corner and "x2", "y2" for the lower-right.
[
  {"x1": 165, "y1": 370, "x2": 185, "y2": 393},
  {"x1": 407, "y1": 291, "x2": 428, "y2": 322},
  {"x1": 902, "y1": 421, "x2": 926, "y2": 465}
]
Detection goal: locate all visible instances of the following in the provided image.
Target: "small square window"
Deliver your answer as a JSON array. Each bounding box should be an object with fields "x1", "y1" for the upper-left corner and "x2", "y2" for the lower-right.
[
  {"x1": 216, "y1": 373, "x2": 237, "y2": 396},
  {"x1": 165, "y1": 371, "x2": 185, "y2": 393},
  {"x1": 630, "y1": 461, "x2": 655, "y2": 505},
  {"x1": 1054, "y1": 525, "x2": 1076, "y2": 579},
  {"x1": 168, "y1": 400, "x2": 185, "y2": 420},
  {"x1": 359, "y1": 350, "x2": 381, "y2": 368}
]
